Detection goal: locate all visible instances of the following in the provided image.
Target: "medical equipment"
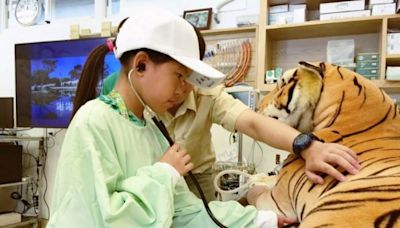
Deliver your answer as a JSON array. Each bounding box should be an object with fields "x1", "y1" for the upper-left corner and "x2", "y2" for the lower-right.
[
  {"x1": 213, "y1": 162, "x2": 255, "y2": 201},
  {"x1": 213, "y1": 168, "x2": 276, "y2": 200},
  {"x1": 127, "y1": 69, "x2": 227, "y2": 228}
]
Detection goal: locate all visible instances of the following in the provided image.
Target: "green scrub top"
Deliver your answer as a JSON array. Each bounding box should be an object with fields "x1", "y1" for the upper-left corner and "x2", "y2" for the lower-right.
[{"x1": 47, "y1": 92, "x2": 259, "y2": 228}]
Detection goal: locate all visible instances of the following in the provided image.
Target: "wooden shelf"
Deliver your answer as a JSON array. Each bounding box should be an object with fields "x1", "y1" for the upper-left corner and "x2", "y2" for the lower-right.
[
  {"x1": 0, "y1": 136, "x2": 43, "y2": 142},
  {"x1": 258, "y1": 83, "x2": 278, "y2": 92},
  {"x1": 266, "y1": 16, "x2": 383, "y2": 40},
  {"x1": 2, "y1": 216, "x2": 38, "y2": 228},
  {"x1": 0, "y1": 179, "x2": 29, "y2": 188},
  {"x1": 201, "y1": 26, "x2": 257, "y2": 36},
  {"x1": 387, "y1": 54, "x2": 400, "y2": 66}
]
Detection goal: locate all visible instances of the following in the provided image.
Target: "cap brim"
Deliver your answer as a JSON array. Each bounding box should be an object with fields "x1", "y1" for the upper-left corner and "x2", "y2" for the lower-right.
[{"x1": 170, "y1": 55, "x2": 225, "y2": 88}]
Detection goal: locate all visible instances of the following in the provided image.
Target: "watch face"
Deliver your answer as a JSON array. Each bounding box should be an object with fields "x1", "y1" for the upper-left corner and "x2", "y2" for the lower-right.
[
  {"x1": 293, "y1": 133, "x2": 314, "y2": 156},
  {"x1": 15, "y1": 0, "x2": 41, "y2": 26},
  {"x1": 295, "y1": 134, "x2": 311, "y2": 145}
]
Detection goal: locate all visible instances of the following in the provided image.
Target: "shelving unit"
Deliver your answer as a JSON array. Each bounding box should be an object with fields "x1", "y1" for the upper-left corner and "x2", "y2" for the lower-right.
[
  {"x1": 0, "y1": 136, "x2": 44, "y2": 228},
  {"x1": 256, "y1": 0, "x2": 400, "y2": 92},
  {"x1": 1, "y1": 216, "x2": 38, "y2": 228}
]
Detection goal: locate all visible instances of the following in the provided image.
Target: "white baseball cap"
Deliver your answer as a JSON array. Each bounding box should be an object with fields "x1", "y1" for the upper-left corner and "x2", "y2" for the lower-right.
[{"x1": 114, "y1": 7, "x2": 225, "y2": 89}]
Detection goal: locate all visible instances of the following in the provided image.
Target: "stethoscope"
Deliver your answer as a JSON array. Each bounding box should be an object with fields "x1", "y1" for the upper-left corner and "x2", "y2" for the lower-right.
[{"x1": 127, "y1": 69, "x2": 227, "y2": 228}]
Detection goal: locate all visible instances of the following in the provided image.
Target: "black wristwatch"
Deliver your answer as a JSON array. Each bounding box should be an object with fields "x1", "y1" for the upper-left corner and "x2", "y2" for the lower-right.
[{"x1": 292, "y1": 133, "x2": 316, "y2": 158}]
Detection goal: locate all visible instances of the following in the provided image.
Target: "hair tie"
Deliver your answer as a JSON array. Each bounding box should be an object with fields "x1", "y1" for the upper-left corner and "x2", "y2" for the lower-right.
[{"x1": 106, "y1": 38, "x2": 115, "y2": 52}]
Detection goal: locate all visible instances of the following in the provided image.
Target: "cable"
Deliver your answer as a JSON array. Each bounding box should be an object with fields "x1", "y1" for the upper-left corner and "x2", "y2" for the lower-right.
[
  {"x1": 126, "y1": 69, "x2": 227, "y2": 227},
  {"x1": 152, "y1": 117, "x2": 227, "y2": 228}
]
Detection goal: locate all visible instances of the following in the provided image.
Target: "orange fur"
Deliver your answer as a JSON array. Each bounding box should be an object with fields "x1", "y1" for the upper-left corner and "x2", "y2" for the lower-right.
[{"x1": 254, "y1": 62, "x2": 400, "y2": 227}]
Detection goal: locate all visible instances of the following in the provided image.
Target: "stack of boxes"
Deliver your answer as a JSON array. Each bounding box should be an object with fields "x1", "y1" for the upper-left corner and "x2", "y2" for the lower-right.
[
  {"x1": 387, "y1": 32, "x2": 400, "y2": 80},
  {"x1": 268, "y1": 4, "x2": 306, "y2": 25},
  {"x1": 369, "y1": 0, "x2": 397, "y2": 15},
  {"x1": 355, "y1": 53, "x2": 380, "y2": 80},
  {"x1": 320, "y1": 0, "x2": 370, "y2": 21}
]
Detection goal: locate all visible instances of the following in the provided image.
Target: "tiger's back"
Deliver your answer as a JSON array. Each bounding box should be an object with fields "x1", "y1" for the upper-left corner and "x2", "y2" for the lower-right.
[{"x1": 256, "y1": 62, "x2": 400, "y2": 227}]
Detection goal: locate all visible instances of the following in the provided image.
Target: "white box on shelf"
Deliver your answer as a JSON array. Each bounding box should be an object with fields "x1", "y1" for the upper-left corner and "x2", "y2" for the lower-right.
[
  {"x1": 320, "y1": 10, "x2": 370, "y2": 21},
  {"x1": 387, "y1": 33, "x2": 400, "y2": 54},
  {"x1": 327, "y1": 39, "x2": 355, "y2": 65},
  {"x1": 289, "y1": 4, "x2": 306, "y2": 11},
  {"x1": 387, "y1": 67, "x2": 400, "y2": 80},
  {"x1": 371, "y1": 3, "x2": 396, "y2": 15},
  {"x1": 293, "y1": 8, "x2": 306, "y2": 23},
  {"x1": 269, "y1": 12, "x2": 293, "y2": 25},
  {"x1": 369, "y1": 0, "x2": 394, "y2": 4},
  {"x1": 320, "y1": 0, "x2": 365, "y2": 14},
  {"x1": 269, "y1": 4, "x2": 289, "y2": 13}
]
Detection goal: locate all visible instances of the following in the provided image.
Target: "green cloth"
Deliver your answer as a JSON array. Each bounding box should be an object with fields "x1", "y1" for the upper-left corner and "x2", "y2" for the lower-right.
[
  {"x1": 47, "y1": 93, "x2": 259, "y2": 228},
  {"x1": 101, "y1": 72, "x2": 119, "y2": 95}
]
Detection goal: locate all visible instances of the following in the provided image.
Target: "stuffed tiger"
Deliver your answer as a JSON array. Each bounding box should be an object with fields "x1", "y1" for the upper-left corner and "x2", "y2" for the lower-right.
[{"x1": 251, "y1": 61, "x2": 400, "y2": 227}]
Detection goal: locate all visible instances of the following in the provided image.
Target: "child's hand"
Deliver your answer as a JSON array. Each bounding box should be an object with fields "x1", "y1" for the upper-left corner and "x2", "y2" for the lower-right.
[
  {"x1": 278, "y1": 215, "x2": 298, "y2": 228},
  {"x1": 160, "y1": 144, "x2": 193, "y2": 175}
]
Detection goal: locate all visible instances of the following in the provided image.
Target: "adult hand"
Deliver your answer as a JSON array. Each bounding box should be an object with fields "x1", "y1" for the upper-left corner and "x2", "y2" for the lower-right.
[
  {"x1": 301, "y1": 141, "x2": 361, "y2": 184},
  {"x1": 277, "y1": 215, "x2": 298, "y2": 228},
  {"x1": 160, "y1": 144, "x2": 193, "y2": 175}
]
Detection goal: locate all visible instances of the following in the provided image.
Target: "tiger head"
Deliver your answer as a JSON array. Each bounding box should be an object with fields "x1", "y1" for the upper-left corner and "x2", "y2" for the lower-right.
[
  {"x1": 259, "y1": 61, "x2": 400, "y2": 144},
  {"x1": 259, "y1": 61, "x2": 323, "y2": 133}
]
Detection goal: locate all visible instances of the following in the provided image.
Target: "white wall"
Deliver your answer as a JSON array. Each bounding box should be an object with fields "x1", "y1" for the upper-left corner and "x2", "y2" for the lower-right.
[
  {"x1": 211, "y1": 124, "x2": 289, "y2": 174},
  {"x1": 0, "y1": 0, "x2": 261, "y2": 220}
]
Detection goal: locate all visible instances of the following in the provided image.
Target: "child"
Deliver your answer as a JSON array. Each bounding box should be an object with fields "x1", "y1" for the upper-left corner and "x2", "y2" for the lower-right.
[{"x1": 47, "y1": 7, "x2": 297, "y2": 228}]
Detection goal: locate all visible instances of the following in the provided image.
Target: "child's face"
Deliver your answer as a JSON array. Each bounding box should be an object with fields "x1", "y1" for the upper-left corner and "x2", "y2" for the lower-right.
[{"x1": 142, "y1": 60, "x2": 193, "y2": 112}]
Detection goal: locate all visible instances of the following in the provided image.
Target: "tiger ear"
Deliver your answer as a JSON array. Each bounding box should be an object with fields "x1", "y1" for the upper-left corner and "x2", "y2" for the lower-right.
[{"x1": 298, "y1": 61, "x2": 324, "y2": 78}]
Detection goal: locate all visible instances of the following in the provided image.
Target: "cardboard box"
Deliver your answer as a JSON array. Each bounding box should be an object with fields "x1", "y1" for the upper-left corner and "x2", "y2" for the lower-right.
[
  {"x1": 269, "y1": 4, "x2": 289, "y2": 13},
  {"x1": 371, "y1": 3, "x2": 396, "y2": 15},
  {"x1": 370, "y1": 0, "x2": 394, "y2": 4},
  {"x1": 387, "y1": 33, "x2": 400, "y2": 54},
  {"x1": 269, "y1": 12, "x2": 293, "y2": 25},
  {"x1": 320, "y1": 10, "x2": 370, "y2": 20},
  {"x1": 386, "y1": 67, "x2": 400, "y2": 80},
  {"x1": 320, "y1": 0, "x2": 365, "y2": 14}
]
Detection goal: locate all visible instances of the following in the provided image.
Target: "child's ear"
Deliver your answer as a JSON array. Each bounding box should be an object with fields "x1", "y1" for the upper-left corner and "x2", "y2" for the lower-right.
[{"x1": 137, "y1": 63, "x2": 146, "y2": 72}]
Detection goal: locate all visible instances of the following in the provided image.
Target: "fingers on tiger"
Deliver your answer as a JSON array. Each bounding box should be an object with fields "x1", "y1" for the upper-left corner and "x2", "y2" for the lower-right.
[
  {"x1": 319, "y1": 162, "x2": 346, "y2": 182},
  {"x1": 331, "y1": 143, "x2": 358, "y2": 160},
  {"x1": 305, "y1": 170, "x2": 324, "y2": 185},
  {"x1": 330, "y1": 148, "x2": 361, "y2": 172}
]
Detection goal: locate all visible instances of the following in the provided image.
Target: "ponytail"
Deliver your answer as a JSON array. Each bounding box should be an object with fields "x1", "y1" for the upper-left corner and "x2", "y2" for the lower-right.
[{"x1": 72, "y1": 43, "x2": 109, "y2": 119}]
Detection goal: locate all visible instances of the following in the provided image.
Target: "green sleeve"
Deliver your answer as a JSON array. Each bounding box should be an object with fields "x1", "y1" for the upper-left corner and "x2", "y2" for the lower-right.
[
  {"x1": 101, "y1": 72, "x2": 119, "y2": 95},
  {"x1": 172, "y1": 178, "x2": 258, "y2": 228},
  {"x1": 49, "y1": 113, "x2": 177, "y2": 227}
]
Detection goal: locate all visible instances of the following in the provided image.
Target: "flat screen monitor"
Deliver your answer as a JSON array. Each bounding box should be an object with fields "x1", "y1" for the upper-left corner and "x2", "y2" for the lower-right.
[
  {"x1": 0, "y1": 97, "x2": 14, "y2": 128},
  {"x1": 15, "y1": 38, "x2": 120, "y2": 128},
  {"x1": 225, "y1": 85, "x2": 259, "y2": 111}
]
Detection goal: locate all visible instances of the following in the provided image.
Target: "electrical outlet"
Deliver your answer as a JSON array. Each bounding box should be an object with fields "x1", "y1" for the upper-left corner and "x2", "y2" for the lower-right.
[{"x1": 275, "y1": 154, "x2": 281, "y2": 164}]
